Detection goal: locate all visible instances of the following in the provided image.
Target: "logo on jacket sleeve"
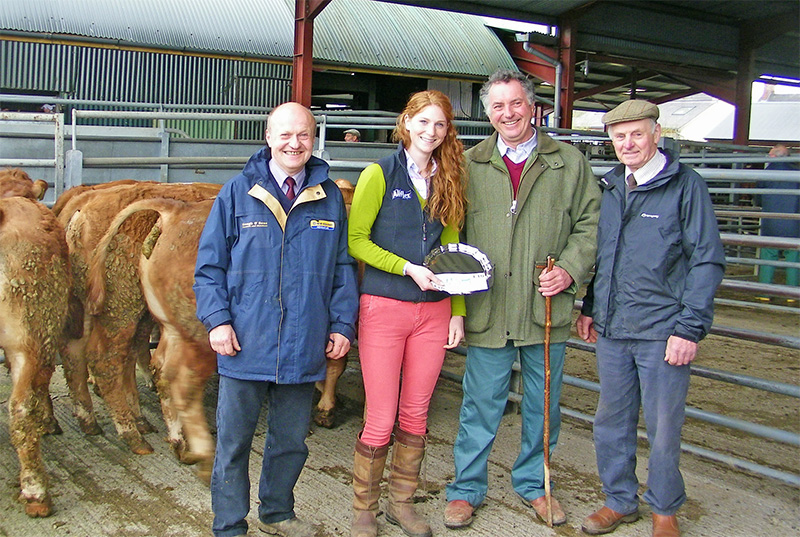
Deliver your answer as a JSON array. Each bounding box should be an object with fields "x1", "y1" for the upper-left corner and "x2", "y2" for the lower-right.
[
  {"x1": 640, "y1": 213, "x2": 660, "y2": 219},
  {"x1": 392, "y1": 188, "x2": 413, "y2": 200},
  {"x1": 310, "y1": 219, "x2": 336, "y2": 230}
]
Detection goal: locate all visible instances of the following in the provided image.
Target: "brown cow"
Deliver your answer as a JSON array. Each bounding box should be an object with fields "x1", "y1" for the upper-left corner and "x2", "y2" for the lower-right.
[
  {"x1": 314, "y1": 179, "x2": 358, "y2": 428},
  {"x1": 84, "y1": 179, "x2": 359, "y2": 475},
  {"x1": 0, "y1": 168, "x2": 48, "y2": 200},
  {"x1": 87, "y1": 198, "x2": 217, "y2": 479},
  {"x1": 51, "y1": 179, "x2": 145, "y2": 216},
  {"x1": 57, "y1": 181, "x2": 221, "y2": 455},
  {"x1": 0, "y1": 197, "x2": 71, "y2": 517}
]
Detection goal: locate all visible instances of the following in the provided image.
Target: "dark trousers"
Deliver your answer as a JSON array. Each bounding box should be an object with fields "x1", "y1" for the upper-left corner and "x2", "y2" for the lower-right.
[
  {"x1": 211, "y1": 375, "x2": 314, "y2": 537},
  {"x1": 593, "y1": 336, "x2": 690, "y2": 516}
]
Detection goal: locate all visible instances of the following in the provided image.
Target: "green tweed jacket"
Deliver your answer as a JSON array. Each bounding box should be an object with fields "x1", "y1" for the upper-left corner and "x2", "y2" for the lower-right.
[{"x1": 462, "y1": 130, "x2": 600, "y2": 348}]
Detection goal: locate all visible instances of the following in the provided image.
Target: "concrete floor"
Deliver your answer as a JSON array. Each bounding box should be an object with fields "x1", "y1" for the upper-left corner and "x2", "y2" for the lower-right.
[{"x1": 0, "y1": 353, "x2": 798, "y2": 537}]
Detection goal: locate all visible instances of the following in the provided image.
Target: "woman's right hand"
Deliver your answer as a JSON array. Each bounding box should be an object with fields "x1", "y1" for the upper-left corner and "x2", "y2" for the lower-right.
[{"x1": 404, "y1": 263, "x2": 443, "y2": 292}]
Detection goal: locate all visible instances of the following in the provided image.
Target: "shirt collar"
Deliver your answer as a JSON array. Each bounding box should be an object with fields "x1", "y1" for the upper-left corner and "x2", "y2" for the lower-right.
[
  {"x1": 405, "y1": 150, "x2": 437, "y2": 177},
  {"x1": 626, "y1": 150, "x2": 666, "y2": 187},
  {"x1": 269, "y1": 159, "x2": 306, "y2": 192},
  {"x1": 496, "y1": 130, "x2": 538, "y2": 164},
  {"x1": 404, "y1": 149, "x2": 436, "y2": 199}
]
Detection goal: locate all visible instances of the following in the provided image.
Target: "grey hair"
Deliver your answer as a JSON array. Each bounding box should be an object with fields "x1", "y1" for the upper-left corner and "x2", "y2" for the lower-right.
[
  {"x1": 607, "y1": 118, "x2": 658, "y2": 138},
  {"x1": 479, "y1": 69, "x2": 536, "y2": 116}
]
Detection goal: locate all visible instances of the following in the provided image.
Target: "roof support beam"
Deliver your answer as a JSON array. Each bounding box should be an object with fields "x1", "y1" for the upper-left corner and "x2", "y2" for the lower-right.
[
  {"x1": 668, "y1": 75, "x2": 736, "y2": 103},
  {"x1": 727, "y1": 8, "x2": 798, "y2": 145},
  {"x1": 510, "y1": 42, "x2": 557, "y2": 84},
  {"x1": 509, "y1": 39, "x2": 575, "y2": 129},
  {"x1": 573, "y1": 71, "x2": 658, "y2": 101},
  {"x1": 292, "y1": 0, "x2": 332, "y2": 106},
  {"x1": 558, "y1": 16, "x2": 577, "y2": 129},
  {"x1": 733, "y1": 34, "x2": 755, "y2": 145},
  {"x1": 651, "y1": 89, "x2": 701, "y2": 104},
  {"x1": 590, "y1": 53, "x2": 737, "y2": 103}
]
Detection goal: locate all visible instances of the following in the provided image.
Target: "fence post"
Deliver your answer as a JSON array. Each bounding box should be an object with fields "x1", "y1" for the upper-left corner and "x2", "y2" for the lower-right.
[
  {"x1": 54, "y1": 113, "x2": 65, "y2": 198},
  {"x1": 64, "y1": 149, "x2": 84, "y2": 189},
  {"x1": 159, "y1": 119, "x2": 169, "y2": 182}
]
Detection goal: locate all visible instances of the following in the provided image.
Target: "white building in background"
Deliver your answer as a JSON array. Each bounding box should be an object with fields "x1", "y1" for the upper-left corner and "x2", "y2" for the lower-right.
[{"x1": 572, "y1": 84, "x2": 800, "y2": 145}]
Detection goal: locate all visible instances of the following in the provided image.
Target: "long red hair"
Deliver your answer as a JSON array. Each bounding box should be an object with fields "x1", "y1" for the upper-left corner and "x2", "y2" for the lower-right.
[{"x1": 392, "y1": 90, "x2": 466, "y2": 230}]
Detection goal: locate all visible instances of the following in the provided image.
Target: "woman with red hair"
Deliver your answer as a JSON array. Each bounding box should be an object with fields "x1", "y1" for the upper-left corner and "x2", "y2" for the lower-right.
[{"x1": 348, "y1": 90, "x2": 466, "y2": 537}]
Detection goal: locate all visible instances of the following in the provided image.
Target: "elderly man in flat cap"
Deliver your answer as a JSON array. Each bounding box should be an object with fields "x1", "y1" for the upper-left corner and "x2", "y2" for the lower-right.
[
  {"x1": 575, "y1": 100, "x2": 725, "y2": 537},
  {"x1": 344, "y1": 128, "x2": 361, "y2": 142}
]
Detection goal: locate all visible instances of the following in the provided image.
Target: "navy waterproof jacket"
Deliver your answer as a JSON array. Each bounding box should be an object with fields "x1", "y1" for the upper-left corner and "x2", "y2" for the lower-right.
[
  {"x1": 193, "y1": 147, "x2": 359, "y2": 383},
  {"x1": 583, "y1": 150, "x2": 725, "y2": 343}
]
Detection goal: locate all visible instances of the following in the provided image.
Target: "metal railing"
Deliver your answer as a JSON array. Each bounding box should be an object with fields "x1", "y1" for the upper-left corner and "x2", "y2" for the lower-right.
[
  {"x1": 443, "y1": 334, "x2": 800, "y2": 488},
  {"x1": 0, "y1": 110, "x2": 65, "y2": 198},
  {"x1": 4, "y1": 103, "x2": 798, "y2": 487}
]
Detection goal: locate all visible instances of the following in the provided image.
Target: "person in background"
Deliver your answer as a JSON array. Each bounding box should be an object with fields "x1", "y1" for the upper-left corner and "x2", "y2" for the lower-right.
[
  {"x1": 194, "y1": 102, "x2": 359, "y2": 537},
  {"x1": 757, "y1": 143, "x2": 799, "y2": 288},
  {"x1": 345, "y1": 128, "x2": 361, "y2": 142},
  {"x1": 576, "y1": 100, "x2": 725, "y2": 537},
  {"x1": 444, "y1": 69, "x2": 600, "y2": 529},
  {"x1": 347, "y1": 89, "x2": 466, "y2": 537}
]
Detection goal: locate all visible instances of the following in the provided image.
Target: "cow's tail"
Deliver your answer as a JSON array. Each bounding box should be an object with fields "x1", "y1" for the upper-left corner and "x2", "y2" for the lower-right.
[{"x1": 86, "y1": 197, "x2": 187, "y2": 315}]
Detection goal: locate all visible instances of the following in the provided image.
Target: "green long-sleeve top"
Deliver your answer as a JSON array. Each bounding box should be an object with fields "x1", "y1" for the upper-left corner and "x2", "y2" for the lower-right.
[{"x1": 348, "y1": 162, "x2": 466, "y2": 317}]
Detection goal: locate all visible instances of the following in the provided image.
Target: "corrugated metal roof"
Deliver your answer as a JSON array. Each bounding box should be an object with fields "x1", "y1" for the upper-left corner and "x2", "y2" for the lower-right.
[
  {"x1": 310, "y1": 0, "x2": 515, "y2": 77},
  {"x1": 0, "y1": 0, "x2": 514, "y2": 77},
  {"x1": 1, "y1": 0, "x2": 296, "y2": 58}
]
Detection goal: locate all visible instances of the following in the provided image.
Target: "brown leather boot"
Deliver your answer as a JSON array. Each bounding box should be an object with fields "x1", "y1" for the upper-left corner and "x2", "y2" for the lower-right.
[
  {"x1": 652, "y1": 513, "x2": 680, "y2": 537},
  {"x1": 352, "y1": 435, "x2": 389, "y2": 537},
  {"x1": 385, "y1": 427, "x2": 432, "y2": 537}
]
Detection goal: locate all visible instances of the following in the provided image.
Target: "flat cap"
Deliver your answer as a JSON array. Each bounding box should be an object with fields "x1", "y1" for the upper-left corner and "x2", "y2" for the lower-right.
[
  {"x1": 602, "y1": 100, "x2": 659, "y2": 126},
  {"x1": 344, "y1": 128, "x2": 361, "y2": 137}
]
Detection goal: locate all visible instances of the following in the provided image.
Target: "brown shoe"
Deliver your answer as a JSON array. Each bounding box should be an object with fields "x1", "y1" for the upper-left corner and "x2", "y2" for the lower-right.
[
  {"x1": 652, "y1": 514, "x2": 680, "y2": 537},
  {"x1": 581, "y1": 506, "x2": 639, "y2": 535},
  {"x1": 443, "y1": 500, "x2": 474, "y2": 529},
  {"x1": 529, "y1": 496, "x2": 567, "y2": 526}
]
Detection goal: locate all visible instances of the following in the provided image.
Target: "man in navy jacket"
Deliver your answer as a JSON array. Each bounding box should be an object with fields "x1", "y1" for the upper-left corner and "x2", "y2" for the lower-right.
[
  {"x1": 194, "y1": 102, "x2": 359, "y2": 537},
  {"x1": 576, "y1": 100, "x2": 725, "y2": 537}
]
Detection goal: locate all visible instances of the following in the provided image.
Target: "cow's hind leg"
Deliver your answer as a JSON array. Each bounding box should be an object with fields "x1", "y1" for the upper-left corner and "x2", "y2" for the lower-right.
[
  {"x1": 62, "y1": 334, "x2": 103, "y2": 435},
  {"x1": 314, "y1": 355, "x2": 347, "y2": 428},
  {"x1": 162, "y1": 337, "x2": 216, "y2": 483},
  {"x1": 151, "y1": 337, "x2": 186, "y2": 461},
  {"x1": 128, "y1": 316, "x2": 158, "y2": 434},
  {"x1": 86, "y1": 325, "x2": 153, "y2": 454},
  {"x1": 8, "y1": 351, "x2": 53, "y2": 517}
]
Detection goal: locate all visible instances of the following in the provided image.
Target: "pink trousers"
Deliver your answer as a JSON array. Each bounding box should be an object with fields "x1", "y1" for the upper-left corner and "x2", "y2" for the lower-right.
[{"x1": 357, "y1": 294, "x2": 451, "y2": 447}]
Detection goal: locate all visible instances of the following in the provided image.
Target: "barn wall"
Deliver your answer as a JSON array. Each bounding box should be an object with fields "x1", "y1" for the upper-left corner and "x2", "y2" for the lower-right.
[{"x1": 1, "y1": 39, "x2": 292, "y2": 139}]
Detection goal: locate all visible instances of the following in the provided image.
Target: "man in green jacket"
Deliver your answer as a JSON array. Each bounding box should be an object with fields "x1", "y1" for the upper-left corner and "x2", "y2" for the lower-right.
[{"x1": 444, "y1": 69, "x2": 600, "y2": 529}]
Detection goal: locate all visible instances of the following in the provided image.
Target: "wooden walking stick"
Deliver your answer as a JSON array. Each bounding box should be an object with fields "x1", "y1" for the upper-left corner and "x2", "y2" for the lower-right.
[{"x1": 542, "y1": 255, "x2": 555, "y2": 527}]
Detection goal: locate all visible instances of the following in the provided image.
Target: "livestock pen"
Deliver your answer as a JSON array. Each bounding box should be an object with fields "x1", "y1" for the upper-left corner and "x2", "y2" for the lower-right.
[{"x1": 0, "y1": 106, "x2": 798, "y2": 536}]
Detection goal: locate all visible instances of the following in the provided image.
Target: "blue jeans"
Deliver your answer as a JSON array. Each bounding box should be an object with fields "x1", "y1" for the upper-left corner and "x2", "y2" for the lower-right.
[
  {"x1": 211, "y1": 375, "x2": 314, "y2": 537},
  {"x1": 593, "y1": 336, "x2": 690, "y2": 516},
  {"x1": 759, "y1": 248, "x2": 799, "y2": 286},
  {"x1": 446, "y1": 341, "x2": 566, "y2": 507}
]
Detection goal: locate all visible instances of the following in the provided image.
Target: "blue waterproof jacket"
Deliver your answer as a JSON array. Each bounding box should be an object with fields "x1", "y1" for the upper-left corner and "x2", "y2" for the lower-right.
[
  {"x1": 583, "y1": 150, "x2": 725, "y2": 343},
  {"x1": 193, "y1": 147, "x2": 359, "y2": 383}
]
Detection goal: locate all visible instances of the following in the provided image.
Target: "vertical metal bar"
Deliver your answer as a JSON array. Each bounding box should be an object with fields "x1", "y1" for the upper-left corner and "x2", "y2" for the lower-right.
[
  {"x1": 318, "y1": 114, "x2": 327, "y2": 153},
  {"x1": 159, "y1": 119, "x2": 169, "y2": 182},
  {"x1": 71, "y1": 108, "x2": 77, "y2": 150},
  {"x1": 54, "y1": 113, "x2": 64, "y2": 198}
]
